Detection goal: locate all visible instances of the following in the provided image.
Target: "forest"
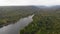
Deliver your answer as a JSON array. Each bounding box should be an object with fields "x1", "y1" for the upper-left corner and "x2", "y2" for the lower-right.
[
  {"x1": 0, "y1": 6, "x2": 60, "y2": 34},
  {"x1": 0, "y1": 6, "x2": 36, "y2": 27},
  {"x1": 20, "y1": 5, "x2": 60, "y2": 34}
]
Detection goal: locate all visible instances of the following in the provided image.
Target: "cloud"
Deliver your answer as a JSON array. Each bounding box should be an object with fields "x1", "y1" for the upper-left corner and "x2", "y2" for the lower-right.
[{"x1": 0, "y1": 0, "x2": 60, "y2": 6}]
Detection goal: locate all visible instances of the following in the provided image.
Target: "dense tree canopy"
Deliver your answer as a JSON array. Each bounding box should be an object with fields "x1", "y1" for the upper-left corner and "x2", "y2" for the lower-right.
[
  {"x1": 0, "y1": 6, "x2": 37, "y2": 27},
  {"x1": 20, "y1": 6, "x2": 60, "y2": 34}
]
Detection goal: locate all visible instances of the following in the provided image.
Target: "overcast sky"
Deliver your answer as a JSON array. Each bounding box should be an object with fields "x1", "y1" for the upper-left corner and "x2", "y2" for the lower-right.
[{"x1": 0, "y1": 0, "x2": 60, "y2": 6}]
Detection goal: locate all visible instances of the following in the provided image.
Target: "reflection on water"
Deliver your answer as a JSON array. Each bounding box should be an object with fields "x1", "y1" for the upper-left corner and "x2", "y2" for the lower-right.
[{"x1": 0, "y1": 15, "x2": 34, "y2": 34}]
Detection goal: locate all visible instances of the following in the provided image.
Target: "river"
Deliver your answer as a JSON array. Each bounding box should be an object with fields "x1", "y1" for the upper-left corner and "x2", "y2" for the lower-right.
[{"x1": 0, "y1": 15, "x2": 34, "y2": 34}]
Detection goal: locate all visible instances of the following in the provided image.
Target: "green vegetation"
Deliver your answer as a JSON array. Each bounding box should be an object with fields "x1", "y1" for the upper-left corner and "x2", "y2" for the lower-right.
[
  {"x1": 20, "y1": 6, "x2": 60, "y2": 34},
  {"x1": 0, "y1": 6, "x2": 36, "y2": 27},
  {"x1": 1, "y1": 6, "x2": 60, "y2": 34}
]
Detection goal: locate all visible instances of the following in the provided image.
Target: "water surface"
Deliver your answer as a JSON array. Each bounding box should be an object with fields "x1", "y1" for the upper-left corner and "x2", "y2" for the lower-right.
[{"x1": 0, "y1": 15, "x2": 34, "y2": 34}]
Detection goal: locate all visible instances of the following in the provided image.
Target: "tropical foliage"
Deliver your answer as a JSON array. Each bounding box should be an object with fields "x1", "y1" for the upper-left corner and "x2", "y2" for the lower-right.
[{"x1": 20, "y1": 6, "x2": 60, "y2": 34}]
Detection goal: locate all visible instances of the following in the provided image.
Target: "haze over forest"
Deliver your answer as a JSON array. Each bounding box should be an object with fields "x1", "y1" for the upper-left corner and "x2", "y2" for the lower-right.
[{"x1": 0, "y1": 5, "x2": 60, "y2": 34}]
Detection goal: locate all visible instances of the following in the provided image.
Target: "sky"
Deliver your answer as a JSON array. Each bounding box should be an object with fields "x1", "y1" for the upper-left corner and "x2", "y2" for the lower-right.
[{"x1": 0, "y1": 0, "x2": 60, "y2": 6}]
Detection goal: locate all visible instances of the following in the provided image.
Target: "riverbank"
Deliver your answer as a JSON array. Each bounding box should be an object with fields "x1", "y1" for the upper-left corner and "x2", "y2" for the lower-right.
[
  {"x1": 0, "y1": 6, "x2": 37, "y2": 28},
  {"x1": 0, "y1": 14, "x2": 33, "y2": 28},
  {"x1": 0, "y1": 15, "x2": 34, "y2": 34},
  {"x1": 20, "y1": 12, "x2": 60, "y2": 34}
]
